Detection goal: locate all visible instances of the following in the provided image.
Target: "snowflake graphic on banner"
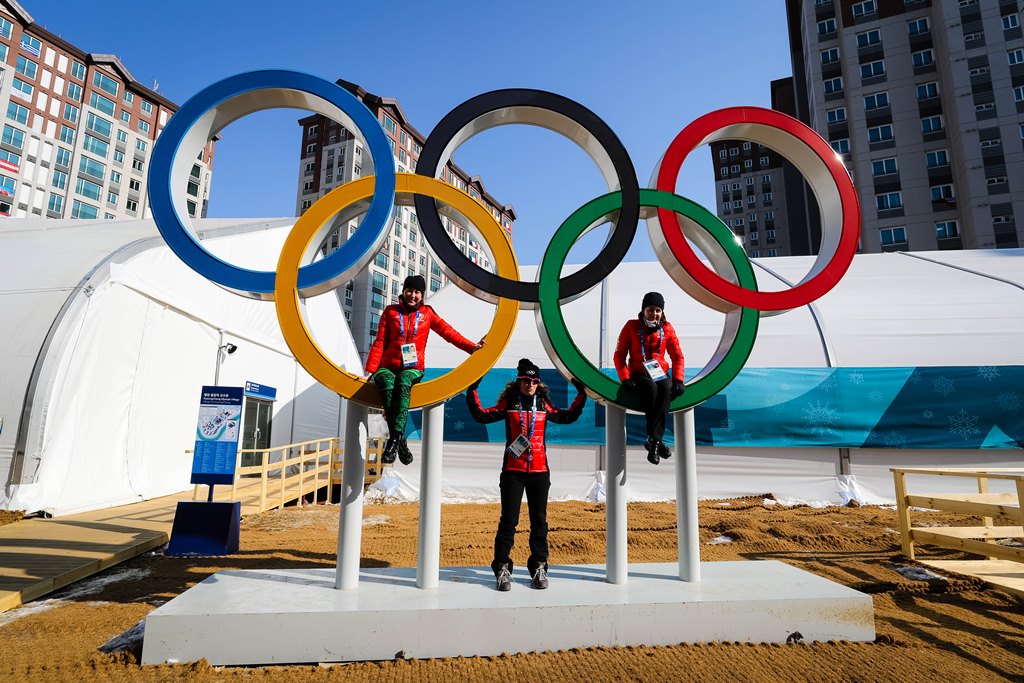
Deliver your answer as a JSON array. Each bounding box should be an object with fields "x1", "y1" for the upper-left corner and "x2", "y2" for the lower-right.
[
  {"x1": 948, "y1": 409, "x2": 980, "y2": 441},
  {"x1": 923, "y1": 410, "x2": 934, "y2": 419},
  {"x1": 884, "y1": 431, "x2": 908, "y2": 448},
  {"x1": 720, "y1": 418, "x2": 736, "y2": 431},
  {"x1": 847, "y1": 371, "x2": 864, "y2": 385},
  {"x1": 868, "y1": 390, "x2": 885, "y2": 404},
  {"x1": 453, "y1": 420, "x2": 465, "y2": 432},
  {"x1": 820, "y1": 374, "x2": 838, "y2": 392},
  {"x1": 802, "y1": 401, "x2": 839, "y2": 434},
  {"x1": 908, "y1": 371, "x2": 922, "y2": 384},
  {"x1": 976, "y1": 366, "x2": 1000, "y2": 382},
  {"x1": 932, "y1": 376, "x2": 955, "y2": 397},
  {"x1": 996, "y1": 392, "x2": 1021, "y2": 412}
]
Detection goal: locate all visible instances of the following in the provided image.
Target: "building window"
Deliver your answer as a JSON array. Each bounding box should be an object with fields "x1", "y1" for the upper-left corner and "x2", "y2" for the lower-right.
[
  {"x1": 868, "y1": 124, "x2": 894, "y2": 142},
  {"x1": 719, "y1": 167, "x2": 728, "y2": 177},
  {"x1": 75, "y1": 178, "x2": 102, "y2": 201},
  {"x1": 747, "y1": 195, "x2": 756, "y2": 206},
  {"x1": 132, "y1": 158, "x2": 145, "y2": 172},
  {"x1": 907, "y1": 18, "x2": 929, "y2": 35},
  {"x1": 382, "y1": 114, "x2": 396, "y2": 134},
  {"x1": 759, "y1": 156, "x2": 770, "y2": 167},
  {"x1": 744, "y1": 159, "x2": 752, "y2": 169},
  {"x1": 766, "y1": 229, "x2": 776, "y2": 240},
  {"x1": 880, "y1": 227, "x2": 906, "y2": 245},
  {"x1": 750, "y1": 231, "x2": 759, "y2": 242},
  {"x1": 1, "y1": 125, "x2": 24, "y2": 149},
  {"x1": 925, "y1": 149, "x2": 949, "y2": 168},
  {"x1": 304, "y1": 162, "x2": 314, "y2": 174},
  {"x1": 871, "y1": 158, "x2": 897, "y2": 176},
  {"x1": 936, "y1": 221, "x2": 959, "y2": 239},
  {"x1": 0, "y1": 17, "x2": 11, "y2": 39},
  {"x1": 856, "y1": 29, "x2": 881, "y2": 48},
  {"x1": 916, "y1": 82, "x2": 938, "y2": 100},
  {"x1": 93, "y1": 71, "x2": 120, "y2": 97},
  {"x1": 123, "y1": 91, "x2": 134, "y2": 105},
  {"x1": 126, "y1": 199, "x2": 138, "y2": 213},
  {"x1": 1003, "y1": 14, "x2": 1020, "y2": 30},
  {"x1": 820, "y1": 47, "x2": 840, "y2": 65},
  {"x1": 732, "y1": 200, "x2": 742, "y2": 209},
  {"x1": 730, "y1": 165, "x2": 740, "y2": 173},
  {"x1": 817, "y1": 18, "x2": 836, "y2": 36},
  {"x1": 852, "y1": 0, "x2": 876, "y2": 18},
  {"x1": 921, "y1": 116, "x2": 943, "y2": 134},
  {"x1": 761, "y1": 174, "x2": 771, "y2": 184},
  {"x1": 1013, "y1": 86, "x2": 1024, "y2": 103},
  {"x1": 140, "y1": 100, "x2": 153, "y2": 116},
  {"x1": 111, "y1": 171, "x2": 122, "y2": 184},
  {"x1": 930, "y1": 184, "x2": 955, "y2": 202},
  {"x1": 763, "y1": 192, "x2": 773, "y2": 203},
  {"x1": 767, "y1": 249, "x2": 778, "y2": 257},
  {"x1": 138, "y1": 120, "x2": 150, "y2": 134},
  {"x1": 735, "y1": 218, "x2": 745, "y2": 227},
  {"x1": 6, "y1": 102, "x2": 29, "y2": 125},
  {"x1": 823, "y1": 77, "x2": 843, "y2": 95},
  {"x1": 83, "y1": 134, "x2": 108, "y2": 157},
  {"x1": 136, "y1": 140, "x2": 148, "y2": 153},
  {"x1": 59, "y1": 125, "x2": 75, "y2": 144},
  {"x1": 826, "y1": 107, "x2": 847, "y2": 124},
  {"x1": 48, "y1": 194, "x2": 64, "y2": 214},
  {"x1": 79, "y1": 155, "x2": 106, "y2": 180},
  {"x1": 876, "y1": 192, "x2": 902, "y2": 210},
  {"x1": 912, "y1": 50, "x2": 934, "y2": 68},
  {"x1": 12, "y1": 78, "x2": 33, "y2": 100},
  {"x1": 15, "y1": 55, "x2": 38, "y2": 79},
  {"x1": 89, "y1": 92, "x2": 117, "y2": 116},
  {"x1": 742, "y1": 142, "x2": 751, "y2": 151},
  {"x1": 52, "y1": 170, "x2": 67, "y2": 190},
  {"x1": 129, "y1": 178, "x2": 141, "y2": 192},
  {"x1": 751, "y1": 250, "x2": 760, "y2": 258},
  {"x1": 113, "y1": 150, "x2": 125, "y2": 164},
  {"x1": 746, "y1": 177, "x2": 755, "y2": 186},
  {"x1": 864, "y1": 92, "x2": 889, "y2": 111},
  {"x1": 70, "y1": 60, "x2": 86, "y2": 80},
  {"x1": 71, "y1": 199, "x2": 100, "y2": 220},
  {"x1": 718, "y1": 149, "x2": 727, "y2": 160},
  {"x1": 1009, "y1": 49, "x2": 1024, "y2": 66},
  {"x1": 56, "y1": 148, "x2": 71, "y2": 167},
  {"x1": 860, "y1": 60, "x2": 885, "y2": 79},
  {"x1": 729, "y1": 147, "x2": 739, "y2": 157},
  {"x1": 117, "y1": 130, "x2": 128, "y2": 143},
  {"x1": 765, "y1": 211, "x2": 775, "y2": 220}
]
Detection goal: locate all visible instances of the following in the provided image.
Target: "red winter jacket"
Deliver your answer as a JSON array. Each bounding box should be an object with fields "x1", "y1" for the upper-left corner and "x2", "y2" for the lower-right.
[
  {"x1": 613, "y1": 318, "x2": 685, "y2": 382},
  {"x1": 365, "y1": 302, "x2": 476, "y2": 373},
  {"x1": 466, "y1": 387, "x2": 586, "y2": 473}
]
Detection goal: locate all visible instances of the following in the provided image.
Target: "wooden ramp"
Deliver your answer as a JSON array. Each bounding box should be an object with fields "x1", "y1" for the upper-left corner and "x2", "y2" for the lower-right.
[
  {"x1": 891, "y1": 467, "x2": 1024, "y2": 600},
  {"x1": 0, "y1": 437, "x2": 383, "y2": 613}
]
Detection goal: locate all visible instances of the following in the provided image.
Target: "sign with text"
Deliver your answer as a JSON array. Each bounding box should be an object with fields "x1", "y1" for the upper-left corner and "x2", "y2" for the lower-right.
[
  {"x1": 243, "y1": 381, "x2": 277, "y2": 401},
  {"x1": 191, "y1": 385, "x2": 243, "y2": 485}
]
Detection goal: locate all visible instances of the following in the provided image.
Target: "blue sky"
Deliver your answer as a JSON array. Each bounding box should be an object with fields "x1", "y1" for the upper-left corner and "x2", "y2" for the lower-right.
[{"x1": 40, "y1": 1, "x2": 793, "y2": 264}]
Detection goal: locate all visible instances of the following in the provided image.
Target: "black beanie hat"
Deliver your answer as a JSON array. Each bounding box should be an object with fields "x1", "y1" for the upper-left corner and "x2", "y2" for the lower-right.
[
  {"x1": 403, "y1": 275, "x2": 427, "y2": 294},
  {"x1": 641, "y1": 291, "x2": 665, "y2": 310},
  {"x1": 516, "y1": 358, "x2": 540, "y2": 379}
]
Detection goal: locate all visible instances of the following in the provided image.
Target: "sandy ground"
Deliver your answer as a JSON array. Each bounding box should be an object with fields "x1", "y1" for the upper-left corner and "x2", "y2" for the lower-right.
[{"x1": 0, "y1": 497, "x2": 1021, "y2": 682}]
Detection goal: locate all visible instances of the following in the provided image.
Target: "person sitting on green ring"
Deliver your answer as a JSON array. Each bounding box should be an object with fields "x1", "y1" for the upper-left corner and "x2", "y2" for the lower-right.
[
  {"x1": 613, "y1": 291, "x2": 685, "y2": 465},
  {"x1": 362, "y1": 275, "x2": 485, "y2": 465}
]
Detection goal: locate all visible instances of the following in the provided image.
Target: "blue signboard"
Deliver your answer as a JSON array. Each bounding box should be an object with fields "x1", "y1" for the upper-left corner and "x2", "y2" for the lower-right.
[
  {"x1": 191, "y1": 385, "x2": 243, "y2": 485},
  {"x1": 244, "y1": 381, "x2": 277, "y2": 401}
]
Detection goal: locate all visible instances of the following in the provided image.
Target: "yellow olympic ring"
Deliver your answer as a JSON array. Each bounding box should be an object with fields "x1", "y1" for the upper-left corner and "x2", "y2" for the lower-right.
[{"x1": 275, "y1": 174, "x2": 520, "y2": 408}]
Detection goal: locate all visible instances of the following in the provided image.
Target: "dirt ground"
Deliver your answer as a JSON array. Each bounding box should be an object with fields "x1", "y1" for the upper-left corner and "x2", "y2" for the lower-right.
[{"x1": 0, "y1": 497, "x2": 1021, "y2": 682}]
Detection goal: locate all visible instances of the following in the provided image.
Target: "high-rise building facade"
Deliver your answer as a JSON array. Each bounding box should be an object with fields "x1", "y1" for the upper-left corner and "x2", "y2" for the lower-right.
[
  {"x1": 0, "y1": 2, "x2": 214, "y2": 220},
  {"x1": 783, "y1": 0, "x2": 1024, "y2": 253},
  {"x1": 295, "y1": 80, "x2": 516, "y2": 353}
]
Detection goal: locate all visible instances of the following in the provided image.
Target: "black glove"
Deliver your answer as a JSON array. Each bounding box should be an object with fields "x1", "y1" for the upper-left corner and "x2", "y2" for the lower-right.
[
  {"x1": 570, "y1": 377, "x2": 586, "y2": 392},
  {"x1": 671, "y1": 379, "x2": 686, "y2": 398},
  {"x1": 621, "y1": 378, "x2": 637, "y2": 391},
  {"x1": 467, "y1": 377, "x2": 482, "y2": 392}
]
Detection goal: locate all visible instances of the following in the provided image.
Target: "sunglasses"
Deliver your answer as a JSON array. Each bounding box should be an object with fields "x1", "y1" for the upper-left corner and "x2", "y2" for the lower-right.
[{"x1": 518, "y1": 377, "x2": 540, "y2": 386}]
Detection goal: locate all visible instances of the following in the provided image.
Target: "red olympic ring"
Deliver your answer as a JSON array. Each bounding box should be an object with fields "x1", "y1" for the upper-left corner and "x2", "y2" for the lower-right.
[{"x1": 655, "y1": 107, "x2": 861, "y2": 312}]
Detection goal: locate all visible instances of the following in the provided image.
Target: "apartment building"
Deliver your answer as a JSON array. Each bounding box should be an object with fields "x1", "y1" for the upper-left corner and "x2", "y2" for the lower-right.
[
  {"x1": 295, "y1": 79, "x2": 516, "y2": 352},
  {"x1": 0, "y1": 1, "x2": 214, "y2": 220},
  {"x1": 782, "y1": 0, "x2": 1024, "y2": 252}
]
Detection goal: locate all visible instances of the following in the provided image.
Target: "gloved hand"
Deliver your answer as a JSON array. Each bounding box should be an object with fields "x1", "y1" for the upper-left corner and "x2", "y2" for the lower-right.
[
  {"x1": 621, "y1": 378, "x2": 637, "y2": 391},
  {"x1": 570, "y1": 377, "x2": 586, "y2": 393},
  {"x1": 467, "y1": 377, "x2": 482, "y2": 392},
  {"x1": 671, "y1": 379, "x2": 686, "y2": 398}
]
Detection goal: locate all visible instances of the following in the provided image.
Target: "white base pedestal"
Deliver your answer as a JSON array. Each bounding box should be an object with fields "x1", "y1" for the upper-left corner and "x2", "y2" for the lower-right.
[{"x1": 142, "y1": 561, "x2": 874, "y2": 665}]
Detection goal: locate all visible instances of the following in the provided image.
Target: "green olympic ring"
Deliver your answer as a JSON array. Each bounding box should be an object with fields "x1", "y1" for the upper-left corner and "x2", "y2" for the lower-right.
[{"x1": 536, "y1": 189, "x2": 759, "y2": 412}]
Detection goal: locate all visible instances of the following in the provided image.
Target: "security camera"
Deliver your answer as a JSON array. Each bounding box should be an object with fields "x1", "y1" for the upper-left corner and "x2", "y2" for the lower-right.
[{"x1": 225, "y1": 343, "x2": 238, "y2": 355}]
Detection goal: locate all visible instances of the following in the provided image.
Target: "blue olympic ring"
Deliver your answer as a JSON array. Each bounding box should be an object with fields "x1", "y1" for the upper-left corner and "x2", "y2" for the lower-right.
[{"x1": 148, "y1": 70, "x2": 396, "y2": 297}]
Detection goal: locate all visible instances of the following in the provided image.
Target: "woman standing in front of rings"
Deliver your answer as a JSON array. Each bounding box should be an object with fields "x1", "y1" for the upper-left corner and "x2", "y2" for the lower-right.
[
  {"x1": 466, "y1": 359, "x2": 587, "y2": 592},
  {"x1": 614, "y1": 291, "x2": 686, "y2": 465}
]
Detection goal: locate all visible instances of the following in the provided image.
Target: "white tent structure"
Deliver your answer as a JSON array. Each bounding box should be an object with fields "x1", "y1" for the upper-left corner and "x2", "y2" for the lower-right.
[
  {"x1": 408, "y1": 251, "x2": 1024, "y2": 505},
  {"x1": 1, "y1": 218, "x2": 359, "y2": 516}
]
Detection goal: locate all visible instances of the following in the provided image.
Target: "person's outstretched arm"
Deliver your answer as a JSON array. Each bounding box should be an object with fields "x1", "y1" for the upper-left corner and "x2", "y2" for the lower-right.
[
  {"x1": 546, "y1": 381, "x2": 587, "y2": 424},
  {"x1": 465, "y1": 379, "x2": 507, "y2": 424}
]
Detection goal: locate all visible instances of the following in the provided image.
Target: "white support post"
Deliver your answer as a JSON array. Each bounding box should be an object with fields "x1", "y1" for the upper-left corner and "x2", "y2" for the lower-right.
[
  {"x1": 605, "y1": 404, "x2": 628, "y2": 584},
  {"x1": 335, "y1": 401, "x2": 368, "y2": 590},
  {"x1": 674, "y1": 409, "x2": 700, "y2": 582},
  {"x1": 416, "y1": 402, "x2": 445, "y2": 589}
]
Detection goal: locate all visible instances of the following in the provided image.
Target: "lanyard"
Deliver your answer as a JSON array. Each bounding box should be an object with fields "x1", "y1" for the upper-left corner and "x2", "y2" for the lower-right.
[
  {"x1": 398, "y1": 308, "x2": 421, "y2": 342},
  {"x1": 519, "y1": 397, "x2": 537, "y2": 460},
  {"x1": 639, "y1": 326, "x2": 664, "y2": 362}
]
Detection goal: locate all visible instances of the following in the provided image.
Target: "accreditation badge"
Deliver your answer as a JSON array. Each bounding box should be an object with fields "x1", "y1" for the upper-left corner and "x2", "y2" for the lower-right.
[
  {"x1": 401, "y1": 343, "x2": 418, "y2": 368},
  {"x1": 507, "y1": 434, "x2": 531, "y2": 459},
  {"x1": 644, "y1": 359, "x2": 667, "y2": 381}
]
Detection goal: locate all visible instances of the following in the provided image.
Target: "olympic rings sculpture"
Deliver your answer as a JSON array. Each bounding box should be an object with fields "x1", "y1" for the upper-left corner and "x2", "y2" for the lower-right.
[{"x1": 148, "y1": 70, "x2": 860, "y2": 412}]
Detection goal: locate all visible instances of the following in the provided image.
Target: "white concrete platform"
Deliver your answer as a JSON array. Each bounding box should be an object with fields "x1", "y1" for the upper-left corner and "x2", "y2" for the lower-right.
[{"x1": 141, "y1": 561, "x2": 875, "y2": 665}]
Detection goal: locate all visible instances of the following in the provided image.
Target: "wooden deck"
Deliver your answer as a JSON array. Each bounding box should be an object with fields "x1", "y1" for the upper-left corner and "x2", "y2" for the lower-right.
[{"x1": 0, "y1": 437, "x2": 384, "y2": 613}]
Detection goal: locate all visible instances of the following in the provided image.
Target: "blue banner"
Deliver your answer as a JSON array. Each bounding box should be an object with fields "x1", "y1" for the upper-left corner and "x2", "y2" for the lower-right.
[
  {"x1": 191, "y1": 385, "x2": 243, "y2": 485},
  {"x1": 244, "y1": 381, "x2": 277, "y2": 401},
  {"x1": 404, "y1": 366, "x2": 1024, "y2": 450}
]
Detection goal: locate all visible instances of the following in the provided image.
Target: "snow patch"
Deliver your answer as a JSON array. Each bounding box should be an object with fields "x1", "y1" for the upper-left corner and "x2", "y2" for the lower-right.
[
  {"x1": 53, "y1": 567, "x2": 151, "y2": 600},
  {"x1": 99, "y1": 619, "x2": 145, "y2": 654},
  {"x1": 707, "y1": 535, "x2": 733, "y2": 545},
  {"x1": 363, "y1": 514, "x2": 389, "y2": 526},
  {"x1": 893, "y1": 565, "x2": 946, "y2": 582}
]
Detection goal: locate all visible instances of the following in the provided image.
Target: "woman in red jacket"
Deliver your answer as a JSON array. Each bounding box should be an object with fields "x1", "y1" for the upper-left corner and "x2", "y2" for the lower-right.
[
  {"x1": 363, "y1": 275, "x2": 484, "y2": 466},
  {"x1": 613, "y1": 291, "x2": 685, "y2": 465},
  {"x1": 466, "y1": 359, "x2": 586, "y2": 592}
]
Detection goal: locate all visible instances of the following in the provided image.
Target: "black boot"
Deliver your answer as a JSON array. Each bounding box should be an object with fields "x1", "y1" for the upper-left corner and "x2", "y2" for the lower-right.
[
  {"x1": 645, "y1": 436, "x2": 659, "y2": 465},
  {"x1": 381, "y1": 437, "x2": 398, "y2": 464},
  {"x1": 398, "y1": 437, "x2": 414, "y2": 465},
  {"x1": 657, "y1": 441, "x2": 671, "y2": 460}
]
